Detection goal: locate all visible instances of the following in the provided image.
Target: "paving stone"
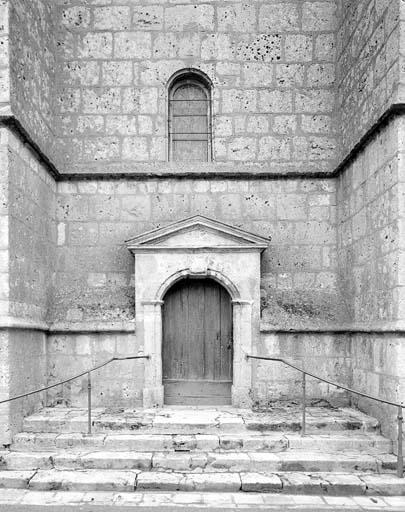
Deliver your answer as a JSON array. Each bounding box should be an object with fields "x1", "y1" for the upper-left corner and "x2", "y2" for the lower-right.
[
  {"x1": 318, "y1": 473, "x2": 366, "y2": 495},
  {"x1": 82, "y1": 491, "x2": 121, "y2": 504},
  {"x1": 2, "y1": 452, "x2": 55, "y2": 470},
  {"x1": 207, "y1": 452, "x2": 252, "y2": 472},
  {"x1": 200, "y1": 491, "x2": 235, "y2": 505},
  {"x1": 55, "y1": 433, "x2": 106, "y2": 450},
  {"x1": 290, "y1": 495, "x2": 326, "y2": 505},
  {"x1": 286, "y1": 434, "x2": 392, "y2": 453},
  {"x1": 0, "y1": 470, "x2": 37, "y2": 489},
  {"x1": 19, "y1": 490, "x2": 59, "y2": 505},
  {"x1": 29, "y1": 469, "x2": 138, "y2": 492},
  {"x1": 240, "y1": 472, "x2": 282, "y2": 492},
  {"x1": 353, "y1": 496, "x2": 391, "y2": 508},
  {"x1": 323, "y1": 495, "x2": 362, "y2": 507},
  {"x1": 112, "y1": 492, "x2": 143, "y2": 505},
  {"x1": 81, "y1": 451, "x2": 152, "y2": 470},
  {"x1": 104, "y1": 434, "x2": 172, "y2": 451},
  {"x1": 278, "y1": 451, "x2": 378, "y2": 473},
  {"x1": 280, "y1": 472, "x2": 324, "y2": 494},
  {"x1": 53, "y1": 453, "x2": 83, "y2": 469},
  {"x1": 50, "y1": 491, "x2": 86, "y2": 505},
  {"x1": 248, "y1": 453, "x2": 282, "y2": 472},
  {"x1": 171, "y1": 492, "x2": 204, "y2": 504},
  {"x1": 192, "y1": 434, "x2": 220, "y2": 451},
  {"x1": 181, "y1": 473, "x2": 241, "y2": 492},
  {"x1": 152, "y1": 452, "x2": 193, "y2": 471},
  {"x1": 137, "y1": 472, "x2": 182, "y2": 491},
  {"x1": 362, "y1": 474, "x2": 405, "y2": 496},
  {"x1": 0, "y1": 488, "x2": 28, "y2": 504},
  {"x1": 12, "y1": 433, "x2": 58, "y2": 451},
  {"x1": 384, "y1": 496, "x2": 405, "y2": 506}
]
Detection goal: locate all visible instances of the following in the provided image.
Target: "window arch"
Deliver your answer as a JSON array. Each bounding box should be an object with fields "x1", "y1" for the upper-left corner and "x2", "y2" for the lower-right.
[{"x1": 168, "y1": 70, "x2": 212, "y2": 162}]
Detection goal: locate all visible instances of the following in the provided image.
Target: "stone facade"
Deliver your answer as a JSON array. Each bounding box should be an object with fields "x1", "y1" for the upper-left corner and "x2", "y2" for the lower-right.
[
  {"x1": 337, "y1": 0, "x2": 401, "y2": 157},
  {"x1": 50, "y1": 0, "x2": 338, "y2": 173},
  {"x1": 0, "y1": 0, "x2": 404, "y2": 445},
  {"x1": 54, "y1": 177, "x2": 339, "y2": 327}
]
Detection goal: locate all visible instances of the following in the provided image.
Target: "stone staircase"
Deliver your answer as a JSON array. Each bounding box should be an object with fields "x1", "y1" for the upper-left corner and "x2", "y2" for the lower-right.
[{"x1": 0, "y1": 403, "x2": 405, "y2": 509}]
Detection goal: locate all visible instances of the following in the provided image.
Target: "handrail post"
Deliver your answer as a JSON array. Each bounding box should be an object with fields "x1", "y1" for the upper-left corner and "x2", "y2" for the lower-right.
[
  {"x1": 87, "y1": 372, "x2": 92, "y2": 436},
  {"x1": 398, "y1": 405, "x2": 403, "y2": 478},
  {"x1": 302, "y1": 372, "x2": 306, "y2": 437}
]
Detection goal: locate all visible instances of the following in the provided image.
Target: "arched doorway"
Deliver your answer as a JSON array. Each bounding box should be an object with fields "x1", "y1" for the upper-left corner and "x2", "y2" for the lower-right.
[{"x1": 162, "y1": 278, "x2": 233, "y2": 405}]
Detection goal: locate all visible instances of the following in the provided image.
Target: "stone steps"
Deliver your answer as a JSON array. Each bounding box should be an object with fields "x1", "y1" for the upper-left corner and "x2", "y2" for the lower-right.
[
  {"x1": 0, "y1": 450, "x2": 397, "y2": 473},
  {"x1": 11, "y1": 431, "x2": 392, "y2": 453},
  {"x1": 21, "y1": 406, "x2": 380, "y2": 434},
  {"x1": 0, "y1": 469, "x2": 404, "y2": 496},
  {"x1": 1, "y1": 405, "x2": 402, "y2": 503}
]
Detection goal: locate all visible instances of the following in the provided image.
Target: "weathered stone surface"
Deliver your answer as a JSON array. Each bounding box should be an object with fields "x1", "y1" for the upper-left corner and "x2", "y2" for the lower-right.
[
  {"x1": 240, "y1": 472, "x2": 282, "y2": 492},
  {"x1": 29, "y1": 470, "x2": 138, "y2": 492},
  {"x1": 181, "y1": 473, "x2": 241, "y2": 492},
  {"x1": 2, "y1": 0, "x2": 405, "y2": 476},
  {"x1": 2, "y1": 452, "x2": 54, "y2": 470},
  {"x1": 137, "y1": 472, "x2": 182, "y2": 491},
  {"x1": 81, "y1": 452, "x2": 152, "y2": 471},
  {"x1": 0, "y1": 471, "x2": 37, "y2": 489}
]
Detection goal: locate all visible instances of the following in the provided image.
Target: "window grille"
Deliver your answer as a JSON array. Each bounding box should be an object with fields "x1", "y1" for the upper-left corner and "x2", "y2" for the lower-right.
[{"x1": 168, "y1": 73, "x2": 212, "y2": 162}]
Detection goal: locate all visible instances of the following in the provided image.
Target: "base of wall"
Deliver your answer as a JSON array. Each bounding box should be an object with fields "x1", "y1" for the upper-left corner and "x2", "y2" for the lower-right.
[
  {"x1": 143, "y1": 385, "x2": 164, "y2": 408},
  {"x1": 231, "y1": 385, "x2": 252, "y2": 408}
]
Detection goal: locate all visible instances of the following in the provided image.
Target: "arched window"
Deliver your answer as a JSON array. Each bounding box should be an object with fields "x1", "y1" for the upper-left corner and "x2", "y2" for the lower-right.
[{"x1": 168, "y1": 71, "x2": 212, "y2": 162}]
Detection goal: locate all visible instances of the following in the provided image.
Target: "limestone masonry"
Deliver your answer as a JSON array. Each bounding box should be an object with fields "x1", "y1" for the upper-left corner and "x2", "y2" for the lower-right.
[{"x1": 0, "y1": 0, "x2": 404, "y2": 458}]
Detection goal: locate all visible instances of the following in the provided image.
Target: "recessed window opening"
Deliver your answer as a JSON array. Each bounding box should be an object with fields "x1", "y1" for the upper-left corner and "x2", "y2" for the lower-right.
[{"x1": 168, "y1": 71, "x2": 212, "y2": 162}]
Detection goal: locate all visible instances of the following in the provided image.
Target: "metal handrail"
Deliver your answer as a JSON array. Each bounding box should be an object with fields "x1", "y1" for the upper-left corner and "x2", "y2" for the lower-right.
[
  {"x1": 0, "y1": 355, "x2": 150, "y2": 435},
  {"x1": 247, "y1": 354, "x2": 404, "y2": 478}
]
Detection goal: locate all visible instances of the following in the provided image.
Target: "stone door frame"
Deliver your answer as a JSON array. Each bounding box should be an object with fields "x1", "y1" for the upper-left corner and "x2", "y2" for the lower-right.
[
  {"x1": 126, "y1": 216, "x2": 268, "y2": 409},
  {"x1": 141, "y1": 268, "x2": 254, "y2": 408}
]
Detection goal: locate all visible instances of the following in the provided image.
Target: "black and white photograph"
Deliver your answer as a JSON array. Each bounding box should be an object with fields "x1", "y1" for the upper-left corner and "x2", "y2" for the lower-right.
[{"x1": 0, "y1": 1, "x2": 404, "y2": 510}]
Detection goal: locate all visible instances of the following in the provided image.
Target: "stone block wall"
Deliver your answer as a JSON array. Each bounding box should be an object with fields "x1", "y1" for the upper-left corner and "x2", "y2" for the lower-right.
[
  {"x1": 337, "y1": 0, "x2": 401, "y2": 157},
  {"x1": 8, "y1": 131, "x2": 56, "y2": 322},
  {"x1": 0, "y1": 127, "x2": 55, "y2": 444},
  {"x1": 54, "y1": 177, "x2": 341, "y2": 329},
  {"x1": 6, "y1": 329, "x2": 47, "y2": 443},
  {"x1": 9, "y1": 0, "x2": 56, "y2": 162},
  {"x1": 337, "y1": 118, "x2": 402, "y2": 327},
  {"x1": 0, "y1": 128, "x2": 9, "y2": 317},
  {"x1": 352, "y1": 333, "x2": 405, "y2": 442},
  {"x1": 46, "y1": 332, "x2": 143, "y2": 408},
  {"x1": 337, "y1": 116, "x2": 405, "y2": 439},
  {"x1": 0, "y1": 0, "x2": 9, "y2": 114},
  {"x1": 253, "y1": 332, "x2": 351, "y2": 406},
  {"x1": 53, "y1": 0, "x2": 339, "y2": 174}
]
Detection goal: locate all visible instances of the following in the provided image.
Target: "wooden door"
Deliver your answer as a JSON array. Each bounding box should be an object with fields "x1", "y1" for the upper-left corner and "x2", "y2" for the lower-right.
[{"x1": 162, "y1": 279, "x2": 233, "y2": 405}]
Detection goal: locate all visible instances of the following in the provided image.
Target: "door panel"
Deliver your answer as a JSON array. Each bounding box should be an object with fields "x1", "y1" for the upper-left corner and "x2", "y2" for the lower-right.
[{"x1": 162, "y1": 279, "x2": 233, "y2": 405}]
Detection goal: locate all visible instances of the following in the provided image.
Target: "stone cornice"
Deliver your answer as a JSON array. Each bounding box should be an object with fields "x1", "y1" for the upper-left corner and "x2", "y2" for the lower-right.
[
  {"x1": 2, "y1": 105, "x2": 405, "y2": 181},
  {"x1": 333, "y1": 103, "x2": 405, "y2": 178},
  {"x1": 0, "y1": 116, "x2": 60, "y2": 180},
  {"x1": 260, "y1": 321, "x2": 405, "y2": 335},
  {"x1": 49, "y1": 321, "x2": 136, "y2": 333},
  {"x1": 2, "y1": 317, "x2": 405, "y2": 336},
  {"x1": 0, "y1": 317, "x2": 48, "y2": 331},
  {"x1": 0, "y1": 317, "x2": 135, "y2": 333}
]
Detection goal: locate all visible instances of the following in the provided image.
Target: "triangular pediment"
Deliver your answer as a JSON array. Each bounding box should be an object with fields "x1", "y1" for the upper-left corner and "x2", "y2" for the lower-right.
[{"x1": 126, "y1": 215, "x2": 269, "y2": 252}]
